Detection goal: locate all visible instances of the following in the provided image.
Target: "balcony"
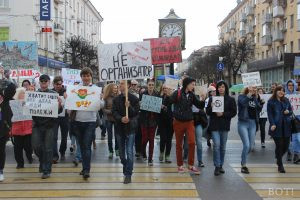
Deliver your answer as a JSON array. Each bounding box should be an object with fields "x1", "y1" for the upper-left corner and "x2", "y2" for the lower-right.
[
  {"x1": 261, "y1": 35, "x2": 272, "y2": 46},
  {"x1": 229, "y1": 22, "x2": 236, "y2": 30},
  {"x1": 246, "y1": 25, "x2": 254, "y2": 34},
  {"x1": 225, "y1": 26, "x2": 230, "y2": 33},
  {"x1": 273, "y1": 6, "x2": 284, "y2": 18},
  {"x1": 54, "y1": 22, "x2": 64, "y2": 34},
  {"x1": 239, "y1": 30, "x2": 246, "y2": 38},
  {"x1": 229, "y1": 37, "x2": 236, "y2": 44},
  {"x1": 262, "y1": 13, "x2": 272, "y2": 24},
  {"x1": 240, "y1": 13, "x2": 247, "y2": 22},
  {"x1": 272, "y1": 29, "x2": 284, "y2": 42},
  {"x1": 54, "y1": 0, "x2": 63, "y2": 4},
  {"x1": 246, "y1": 6, "x2": 254, "y2": 17}
]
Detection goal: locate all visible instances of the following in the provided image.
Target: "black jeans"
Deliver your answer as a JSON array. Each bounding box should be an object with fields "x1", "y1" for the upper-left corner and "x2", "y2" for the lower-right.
[
  {"x1": 259, "y1": 118, "x2": 267, "y2": 144},
  {"x1": 135, "y1": 118, "x2": 142, "y2": 154},
  {"x1": 158, "y1": 118, "x2": 173, "y2": 156},
  {"x1": 273, "y1": 137, "x2": 290, "y2": 166},
  {"x1": 53, "y1": 116, "x2": 69, "y2": 158},
  {"x1": 13, "y1": 135, "x2": 32, "y2": 166},
  {"x1": 0, "y1": 136, "x2": 8, "y2": 172}
]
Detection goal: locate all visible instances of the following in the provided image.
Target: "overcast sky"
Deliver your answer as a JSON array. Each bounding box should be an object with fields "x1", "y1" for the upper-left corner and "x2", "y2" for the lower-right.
[{"x1": 91, "y1": 0, "x2": 237, "y2": 59}]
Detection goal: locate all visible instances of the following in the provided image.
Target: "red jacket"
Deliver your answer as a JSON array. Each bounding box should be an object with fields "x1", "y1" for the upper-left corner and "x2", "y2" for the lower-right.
[{"x1": 11, "y1": 120, "x2": 32, "y2": 136}]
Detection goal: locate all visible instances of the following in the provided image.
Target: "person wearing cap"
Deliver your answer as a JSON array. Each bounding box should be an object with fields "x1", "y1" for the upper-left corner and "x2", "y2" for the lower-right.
[
  {"x1": 167, "y1": 77, "x2": 205, "y2": 174},
  {"x1": 206, "y1": 80, "x2": 237, "y2": 176},
  {"x1": 31, "y1": 74, "x2": 63, "y2": 179}
]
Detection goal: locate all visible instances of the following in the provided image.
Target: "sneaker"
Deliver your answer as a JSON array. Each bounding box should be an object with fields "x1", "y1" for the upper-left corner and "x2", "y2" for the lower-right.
[
  {"x1": 287, "y1": 152, "x2": 292, "y2": 162},
  {"x1": 188, "y1": 166, "x2": 200, "y2": 175},
  {"x1": 159, "y1": 153, "x2": 164, "y2": 163},
  {"x1": 261, "y1": 143, "x2": 266, "y2": 148},
  {"x1": 108, "y1": 152, "x2": 113, "y2": 159},
  {"x1": 219, "y1": 166, "x2": 225, "y2": 174},
  {"x1": 148, "y1": 160, "x2": 153, "y2": 166},
  {"x1": 79, "y1": 170, "x2": 84, "y2": 175},
  {"x1": 41, "y1": 173, "x2": 50, "y2": 179},
  {"x1": 278, "y1": 165, "x2": 286, "y2": 173},
  {"x1": 135, "y1": 153, "x2": 140, "y2": 158},
  {"x1": 60, "y1": 154, "x2": 66, "y2": 161},
  {"x1": 73, "y1": 159, "x2": 79, "y2": 167},
  {"x1": 123, "y1": 176, "x2": 131, "y2": 184},
  {"x1": 52, "y1": 156, "x2": 59, "y2": 164},
  {"x1": 178, "y1": 166, "x2": 185, "y2": 173},
  {"x1": 83, "y1": 172, "x2": 90, "y2": 179},
  {"x1": 0, "y1": 173, "x2": 4, "y2": 182},
  {"x1": 198, "y1": 161, "x2": 205, "y2": 168},
  {"x1": 165, "y1": 155, "x2": 172, "y2": 164},
  {"x1": 115, "y1": 150, "x2": 119, "y2": 157},
  {"x1": 241, "y1": 166, "x2": 250, "y2": 174},
  {"x1": 16, "y1": 164, "x2": 24, "y2": 169},
  {"x1": 143, "y1": 156, "x2": 147, "y2": 162},
  {"x1": 214, "y1": 167, "x2": 220, "y2": 176}
]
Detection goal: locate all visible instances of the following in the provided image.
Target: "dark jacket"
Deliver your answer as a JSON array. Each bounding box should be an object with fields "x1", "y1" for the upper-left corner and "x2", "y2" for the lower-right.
[
  {"x1": 32, "y1": 89, "x2": 63, "y2": 128},
  {"x1": 112, "y1": 92, "x2": 139, "y2": 135},
  {"x1": 0, "y1": 80, "x2": 16, "y2": 139},
  {"x1": 158, "y1": 94, "x2": 173, "y2": 122},
  {"x1": 238, "y1": 94, "x2": 263, "y2": 122},
  {"x1": 267, "y1": 97, "x2": 292, "y2": 138},
  {"x1": 206, "y1": 95, "x2": 237, "y2": 131},
  {"x1": 168, "y1": 89, "x2": 205, "y2": 121},
  {"x1": 103, "y1": 95, "x2": 116, "y2": 122},
  {"x1": 139, "y1": 90, "x2": 160, "y2": 127}
]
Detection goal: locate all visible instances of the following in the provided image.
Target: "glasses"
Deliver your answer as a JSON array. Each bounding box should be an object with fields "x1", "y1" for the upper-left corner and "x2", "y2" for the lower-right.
[{"x1": 148, "y1": 84, "x2": 154, "y2": 86}]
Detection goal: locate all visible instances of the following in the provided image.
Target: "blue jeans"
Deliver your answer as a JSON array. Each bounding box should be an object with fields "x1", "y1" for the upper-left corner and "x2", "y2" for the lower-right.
[
  {"x1": 195, "y1": 125, "x2": 203, "y2": 162},
  {"x1": 32, "y1": 126, "x2": 54, "y2": 174},
  {"x1": 211, "y1": 131, "x2": 228, "y2": 167},
  {"x1": 75, "y1": 137, "x2": 82, "y2": 161},
  {"x1": 53, "y1": 116, "x2": 69, "y2": 158},
  {"x1": 292, "y1": 133, "x2": 300, "y2": 154},
  {"x1": 106, "y1": 120, "x2": 118, "y2": 153},
  {"x1": 116, "y1": 133, "x2": 135, "y2": 177},
  {"x1": 73, "y1": 121, "x2": 96, "y2": 173},
  {"x1": 238, "y1": 119, "x2": 256, "y2": 166}
]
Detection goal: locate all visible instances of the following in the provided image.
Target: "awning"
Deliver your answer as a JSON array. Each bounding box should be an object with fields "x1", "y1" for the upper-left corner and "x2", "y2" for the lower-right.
[{"x1": 38, "y1": 56, "x2": 68, "y2": 69}]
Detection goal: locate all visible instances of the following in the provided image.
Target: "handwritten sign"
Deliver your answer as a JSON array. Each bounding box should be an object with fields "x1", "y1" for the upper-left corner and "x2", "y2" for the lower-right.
[
  {"x1": 212, "y1": 96, "x2": 224, "y2": 112},
  {"x1": 259, "y1": 94, "x2": 272, "y2": 118},
  {"x1": 61, "y1": 68, "x2": 81, "y2": 85},
  {"x1": 11, "y1": 69, "x2": 40, "y2": 79},
  {"x1": 10, "y1": 100, "x2": 32, "y2": 122},
  {"x1": 23, "y1": 92, "x2": 59, "y2": 118},
  {"x1": 165, "y1": 77, "x2": 179, "y2": 90},
  {"x1": 65, "y1": 85, "x2": 102, "y2": 111},
  {"x1": 98, "y1": 41, "x2": 153, "y2": 81},
  {"x1": 146, "y1": 37, "x2": 182, "y2": 65},
  {"x1": 241, "y1": 72, "x2": 262, "y2": 87},
  {"x1": 287, "y1": 94, "x2": 300, "y2": 116},
  {"x1": 140, "y1": 95, "x2": 162, "y2": 113}
]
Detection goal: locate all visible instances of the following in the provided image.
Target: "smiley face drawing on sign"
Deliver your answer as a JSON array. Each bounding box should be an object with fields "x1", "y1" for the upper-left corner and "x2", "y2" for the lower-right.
[
  {"x1": 71, "y1": 89, "x2": 95, "y2": 99},
  {"x1": 215, "y1": 99, "x2": 223, "y2": 108}
]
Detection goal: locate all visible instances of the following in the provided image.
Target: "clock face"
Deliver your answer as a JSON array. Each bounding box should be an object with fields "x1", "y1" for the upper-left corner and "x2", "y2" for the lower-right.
[{"x1": 161, "y1": 23, "x2": 183, "y2": 38}]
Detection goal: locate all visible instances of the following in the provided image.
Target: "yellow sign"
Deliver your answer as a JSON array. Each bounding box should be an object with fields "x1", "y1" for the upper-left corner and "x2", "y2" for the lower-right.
[{"x1": 0, "y1": 27, "x2": 9, "y2": 41}]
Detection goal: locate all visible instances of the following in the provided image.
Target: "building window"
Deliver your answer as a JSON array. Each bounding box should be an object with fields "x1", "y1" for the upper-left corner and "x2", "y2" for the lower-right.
[
  {"x1": 0, "y1": 0, "x2": 9, "y2": 8},
  {"x1": 298, "y1": 39, "x2": 300, "y2": 51},
  {"x1": 291, "y1": 41, "x2": 294, "y2": 53},
  {"x1": 283, "y1": 44, "x2": 287, "y2": 52},
  {"x1": 291, "y1": 14, "x2": 294, "y2": 29},
  {"x1": 262, "y1": 52, "x2": 265, "y2": 59},
  {"x1": 257, "y1": 33, "x2": 260, "y2": 43},
  {"x1": 262, "y1": 24, "x2": 270, "y2": 36},
  {"x1": 266, "y1": 50, "x2": 269, "y2": 58},
  {"x1": 298, "y1": 4, "x2": 300, "y2": 20}
]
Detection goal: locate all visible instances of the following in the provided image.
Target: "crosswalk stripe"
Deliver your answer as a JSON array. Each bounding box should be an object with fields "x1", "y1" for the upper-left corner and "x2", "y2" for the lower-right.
[
  {"x1": 0, "y1": 198, "x2": 200, "y2": 200},
  {"x1": 245, "y1": 177, "x2": 300, "y2": 183},
  {"x1": 232, "y1": 167, "x2": 300, "y2": 173}
]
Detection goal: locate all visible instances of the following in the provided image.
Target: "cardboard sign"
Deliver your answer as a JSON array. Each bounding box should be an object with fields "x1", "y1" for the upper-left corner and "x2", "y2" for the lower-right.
[
  {"x1": 11, "y1": 69, "x2": 40, "y2": 79},
  {"x1": 146, "y1": 37, "x2": 182, "y2": 65},
  {"x1": 212, "y1": 96, "x2": 224, "y2": 112},
  {"x1": 259, "y1": 94, "x2": 272, "y2": 118},
  {"x1": 98, "y1": 41, "x2": 153, "y2": 81},
  {"x1": 140, "y1": 95, "x2": 162, "y2": 113},
  {"x1": 287, "y1": 94, "x2": 300, "y2": 116},
  {"x1": 10, "y1": 100, "x2": 32, "y2": 122},
  {"x1": 65, "y1": 85, "x2": 102, "y2": 111},
  {"x1": 165, "y1": 77, "x2": 179, "y2": 90},
  {"x1": 241, "y1": 72, "x2": 262, "y2": 87},
  {"x1": 23, "y1": 92, "x2": 59, "y2": 118},
  {"x1": 61, "y1": 68, "x2": 81, "y2": 85}
]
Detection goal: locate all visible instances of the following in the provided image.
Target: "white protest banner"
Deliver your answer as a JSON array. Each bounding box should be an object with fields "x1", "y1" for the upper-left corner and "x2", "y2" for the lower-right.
[
  {"x1": 140, "y1": 95, "x2": 162, "y2": 113},
  {"x1": 65, "y1": 85, "x2": 102, "y2": 111},
  {"x1": 241, "y1": 72, "x2": 262, "y2": 87},
  {"x1": 11, "y1": 69, "x2": 40, "y2": 79},
  {"x1": 259, "y1": 94, "x2": 272, "y2": 118},
  {"x1": 98, "y1": 41, "x2": 153, "y2": 81},
  {"x1": 212, "y1": 96, "x2": 224, "y2": 112},
  {"x1": 58, "y1": 96, "x2": 66, "y2": 117},
  {"x1": 286, "y1": 94, "x2": 300, "y2": 116},
  {"x1": 61, "y1": 68, "x2": 81, "y2": 85},
  {"x1": 195, "y1": 85, "x2": 208, "y2": 97},
  {"x1": 23, "y1": 92, "x2": 59, "y2": 118},
  {"x1": 10, "y1": 100, "x2": 32, "y2": 122},
  {"x1": 165, "y1": 78, "x2": 179, "y2": 90}
]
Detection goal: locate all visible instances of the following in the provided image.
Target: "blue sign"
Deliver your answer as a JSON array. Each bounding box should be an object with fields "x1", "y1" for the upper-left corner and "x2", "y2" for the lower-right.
[
  {"x1": 217, "y1": 62, "x2": 225, "y2": 71},
  {"x1": 40, "y1": 0, "x2": 51, "y2": 21}
]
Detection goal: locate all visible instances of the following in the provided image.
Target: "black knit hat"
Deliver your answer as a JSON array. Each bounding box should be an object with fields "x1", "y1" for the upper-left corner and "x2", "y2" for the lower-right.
[{"x1": 182, "y1": 77, "x2": 196, "y2": 90}]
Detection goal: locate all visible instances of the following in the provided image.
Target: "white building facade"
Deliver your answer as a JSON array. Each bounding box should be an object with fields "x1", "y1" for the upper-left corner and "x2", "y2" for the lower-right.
[{"x1": 0, "y1": 0, "x2": 103, "y2": 76}]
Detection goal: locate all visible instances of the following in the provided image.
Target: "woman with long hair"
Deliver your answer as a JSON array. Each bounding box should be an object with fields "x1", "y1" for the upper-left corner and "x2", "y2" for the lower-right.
[
  {"x1": 157, "y1": 84, "x2": 173, "y2": 163},
  {"x1": 237, "y1": 86, "x2": 263, "y2": 174},
  {"x1": 206, "y1": 80, "x2": 237, "y2": 176},
  {"x1": 267, "y1": 86, "x2": 292, "y2": 173},
  {"x1": 103, "y1": 83, "x2": 119, "y2": 159}
]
